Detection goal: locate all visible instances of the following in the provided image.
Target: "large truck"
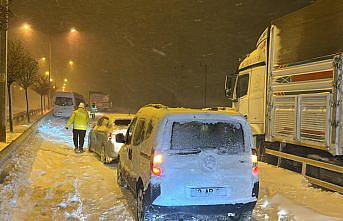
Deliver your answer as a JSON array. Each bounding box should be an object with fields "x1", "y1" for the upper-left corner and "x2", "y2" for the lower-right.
[
  {"x1": 89, "y1": 91, "x2": 112, "y2": 112},
  {"x1": 225, "y1": 0, "x2": 343, "y2": 160}
]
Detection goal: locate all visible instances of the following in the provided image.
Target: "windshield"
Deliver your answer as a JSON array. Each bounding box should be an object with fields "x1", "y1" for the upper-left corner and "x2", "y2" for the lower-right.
[
  {"x1": 114, "y1": 119, "x2": 131, "y2": 126},
  {"x1": 171, "y1": 121, "x2": 245, "y2": 154},
  {"x1": 55, "y1": 97, "x2": 73, "y2": 106}
]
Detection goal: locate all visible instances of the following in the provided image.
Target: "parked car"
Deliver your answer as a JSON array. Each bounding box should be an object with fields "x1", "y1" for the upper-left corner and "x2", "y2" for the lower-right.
[
  {"x1": 116, "y1": 104, "x2": 259, "y2": 221},
  {"x1": 88, "y1": 114, "x2": 133, "y2": 163}
]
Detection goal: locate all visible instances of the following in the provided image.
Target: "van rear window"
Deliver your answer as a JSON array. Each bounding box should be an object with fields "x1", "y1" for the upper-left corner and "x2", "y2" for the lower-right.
[
  {"x1": 55, "y1": 97, "x2": 73, "y2": 106},
  {"x1": 171, "y1": 121, "x2": 244, "y2": 154}
]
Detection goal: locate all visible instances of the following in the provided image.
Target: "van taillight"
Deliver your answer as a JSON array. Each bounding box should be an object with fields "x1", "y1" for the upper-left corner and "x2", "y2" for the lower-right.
[
  {"x1": 151, "y1": 153, "x2": 163, "y2": 177},
  {"x1": 252, "y1": 166, "x2": 258, "y2": 175},
  {"x1": 251, "y1": 154, "x2": 258, "y2": 175}
]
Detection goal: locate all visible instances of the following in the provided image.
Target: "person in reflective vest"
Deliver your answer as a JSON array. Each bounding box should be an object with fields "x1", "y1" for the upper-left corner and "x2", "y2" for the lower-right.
[{"x1": 66, "y1": 102, "x2": 89, "y2": 153}]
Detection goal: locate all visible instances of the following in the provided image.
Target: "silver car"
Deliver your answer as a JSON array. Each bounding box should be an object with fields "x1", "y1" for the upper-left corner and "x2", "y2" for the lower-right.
[{"x1": 88, "y1": 114, "x2": 133, "y2": 163}]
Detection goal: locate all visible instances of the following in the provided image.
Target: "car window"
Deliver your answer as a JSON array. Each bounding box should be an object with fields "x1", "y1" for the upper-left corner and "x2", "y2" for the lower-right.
[
  {"x1": 236, "y1": 74, "x2": 249, "y2": 98},
  {"x1": 55, "y1": 97, "x2": 73, "y2": 106},
  {"x1": 144, "y1": 120, "x2": 154, "y2": 140},
  {"x1": 171, "y1": 121, "x2": 245, "y2": 154},
  {"x1": 97, "y1": 117, "x2": 109, "y2": 127},
  {"x1": 126, "y1": 117, "x2": 137, "y2": 144},
  {"x1": 97, "y1": 117, "x2": 105, "y2": 126},
  {"x1": 132, "y1": 119, "x2": 146, "y2": 146}
]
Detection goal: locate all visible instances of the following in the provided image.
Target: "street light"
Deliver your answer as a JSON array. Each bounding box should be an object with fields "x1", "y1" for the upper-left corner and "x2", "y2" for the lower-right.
[
  {"x1": 45, "y1": 71, "x2": 49, "y2": 76},
  {"x1": 70, "y1": 27, "x2": 77, "y2": 33},
  {"x1": 64, "y1": 78, "x2": 68, "y2": 82},
  {"x1": 22, "y1": 23, "x2": 31, "y2": 31},
  {"x1": 50, "y1": 78, "x2": 53, "y2": 82},
  {"x1": 69, "y1": 60, "x2": 74, "y2": 65},
  {"x1": 41, "y1": 57, "x2": 46, "y2": 61}
]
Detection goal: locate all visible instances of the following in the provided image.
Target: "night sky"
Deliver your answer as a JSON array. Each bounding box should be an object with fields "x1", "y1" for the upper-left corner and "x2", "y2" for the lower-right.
[{"x1": 9, "y1": 0, "x2": 313, "y2": 112}]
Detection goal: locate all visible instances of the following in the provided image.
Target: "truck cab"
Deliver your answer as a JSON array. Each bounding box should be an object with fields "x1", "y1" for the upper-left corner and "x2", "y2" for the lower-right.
[{"x1": 226, "y1": 29, "x2": 269, "y2": 136}]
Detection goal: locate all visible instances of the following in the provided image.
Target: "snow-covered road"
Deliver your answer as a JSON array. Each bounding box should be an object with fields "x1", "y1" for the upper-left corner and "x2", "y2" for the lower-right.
[{"x1": 0, "y1": 116, "x2": 342, "y2": 221}]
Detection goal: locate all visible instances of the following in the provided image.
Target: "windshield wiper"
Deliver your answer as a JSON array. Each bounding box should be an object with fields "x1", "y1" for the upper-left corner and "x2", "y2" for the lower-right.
[{"x1": 173, "y1": 149, "x2": 202, "y2": 155}]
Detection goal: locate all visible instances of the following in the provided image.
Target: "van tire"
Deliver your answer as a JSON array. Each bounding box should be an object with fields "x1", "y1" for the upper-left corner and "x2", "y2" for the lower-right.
[
  {"x1": 136, "y1": 185, "x2": 148, "y2": 221},
  {"x1": 239, "y1": 210, "x2": 252, "y2": 220}
]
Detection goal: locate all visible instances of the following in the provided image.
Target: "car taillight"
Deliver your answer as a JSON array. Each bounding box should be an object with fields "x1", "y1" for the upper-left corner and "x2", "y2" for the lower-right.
[
  {"x1": 151, "y1": 153, "x2": 163, "y2": 177},
  {"x1": 251, "y1": 154, "x2": 258, "y2": 175}
]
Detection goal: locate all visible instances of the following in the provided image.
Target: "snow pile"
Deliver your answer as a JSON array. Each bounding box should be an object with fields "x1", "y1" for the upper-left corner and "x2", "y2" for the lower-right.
[{"x1": 253, "y1": 163, "x2": 343, "y2": 220}]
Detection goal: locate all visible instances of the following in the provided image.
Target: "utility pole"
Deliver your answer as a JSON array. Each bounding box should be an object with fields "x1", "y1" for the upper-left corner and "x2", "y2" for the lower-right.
[
  {"x1": 48, "y1": 36, "x2": 52, "y2": 109},
  {"x1": 0, "y1": 0, "x2": 8, "y2": 142},
  {"x1": 200, "y1": 62, "x2": 208, "y2": 107}
]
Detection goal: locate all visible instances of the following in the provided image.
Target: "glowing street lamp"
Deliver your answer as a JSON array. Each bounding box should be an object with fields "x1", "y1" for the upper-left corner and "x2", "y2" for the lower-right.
[
  {"x1": 50, "y1": 78, "x2": 53, "y2": 82},
  {"x1": 41, "y1": 57, "x2": 46, "y2": 61},
  {"x1": 45, "y1": 71, "x2": 49, "y2": 76},
  {"x1": 70, "y1": 27, "x2": 77, "y2": 33},
  {"x1": 64, "y1": 78, "x2": 68, "y2": 82},
  {"x1": 69, "y1": 60, "x2": 74, "y2": 65},
  {"x1": 22, "y1": 23, "x2": 31, "y2": 31}
]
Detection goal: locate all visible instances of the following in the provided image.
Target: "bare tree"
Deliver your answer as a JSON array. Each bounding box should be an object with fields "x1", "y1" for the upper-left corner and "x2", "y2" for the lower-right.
[
  {"x1": 17, "y1": 52, "x2": 39, "y2": 123},
  {"x1": 7, "y1": 40, "x2": 25, "y2": 131},
  {"x1": 32, "y1": 73, "x2": 50, "y2": 115}
]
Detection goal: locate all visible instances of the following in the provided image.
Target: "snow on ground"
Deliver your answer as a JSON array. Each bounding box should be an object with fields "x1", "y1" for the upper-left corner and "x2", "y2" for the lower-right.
[
  {"x1": 0, "y1": 116, "x2": 134, "y2": 221},
  {"x1": 0, "y1": 114, "x2": 44, "y2": 152},
  {"x1": 0, "y1": 116, "x2": 342, "y2": 221},
  {"x1": 254, "y1": 163, "x2": 343, "y2": 221}
]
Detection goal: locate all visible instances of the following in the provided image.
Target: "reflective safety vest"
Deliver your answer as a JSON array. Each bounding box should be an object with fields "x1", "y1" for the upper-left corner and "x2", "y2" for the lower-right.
[{"x1": 66, "y1": 108, "x2": 89, "y2": 130}]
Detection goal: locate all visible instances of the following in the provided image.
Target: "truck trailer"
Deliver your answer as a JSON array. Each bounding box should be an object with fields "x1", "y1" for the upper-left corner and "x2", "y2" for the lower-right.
[
  {"x1": 89, "y1": 91, "x2": 112, "y2": 112},
  {"x1": 225, "y1": 0, "x2": 343, "y2": 159}
]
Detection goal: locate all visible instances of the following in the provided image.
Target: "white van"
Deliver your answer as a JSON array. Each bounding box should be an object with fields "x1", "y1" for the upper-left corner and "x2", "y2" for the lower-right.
[
  {"x1": 116, "y1": 104, "x2": 259, "y2": 221},
  {"x1": 53, "y1": 91, "x2": 86, "y2": 118}
]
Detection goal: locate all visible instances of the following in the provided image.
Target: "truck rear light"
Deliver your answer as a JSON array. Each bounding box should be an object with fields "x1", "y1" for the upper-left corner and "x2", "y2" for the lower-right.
[{"x1": 151, "y1": 153, "x2": 163, "y2": 177}]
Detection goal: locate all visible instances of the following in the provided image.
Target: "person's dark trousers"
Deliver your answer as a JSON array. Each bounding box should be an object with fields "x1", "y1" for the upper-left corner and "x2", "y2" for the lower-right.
[{"x1": 73, "y1": 129, "x2": 86, "y2": 151}]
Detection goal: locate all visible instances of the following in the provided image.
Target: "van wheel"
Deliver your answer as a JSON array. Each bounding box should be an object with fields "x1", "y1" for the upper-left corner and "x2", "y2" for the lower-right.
[
  {"x1": 117, "y1": 161, "x2": 126, "y2": 187},
  {"x1": 239, "y1": 210, "x2": 252, "y2": 220},
  {"x1": 136, "y1": 186, "x2": 148, "y2": 221},
  {"x1": 100, "y1": 144, "x2": 106, "y2": 163}
]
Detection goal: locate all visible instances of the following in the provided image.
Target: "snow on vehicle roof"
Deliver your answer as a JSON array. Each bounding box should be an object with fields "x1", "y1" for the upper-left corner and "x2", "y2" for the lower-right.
[
  {"x1": 136, "y1": 104, "x2": 241, "y2": 120},
  {"x1": 104, "y1": 113, "x2": 134, "y2": 120}
]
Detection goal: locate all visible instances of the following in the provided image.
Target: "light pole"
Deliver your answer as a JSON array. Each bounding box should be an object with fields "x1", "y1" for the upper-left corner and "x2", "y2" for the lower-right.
[
  {"x1": 200, "y1": 62, "x2": 208, "y2": 107},
  {"x1": 48, "y1": 36, "x2": 52, "y2": 108},
  {"x1": 0, "y1": 0, "x2": 8, "y2": 142}
]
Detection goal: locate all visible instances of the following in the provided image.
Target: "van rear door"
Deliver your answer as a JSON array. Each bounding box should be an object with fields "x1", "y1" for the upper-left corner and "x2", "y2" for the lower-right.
[{"x1": 153, "y1": 118, "x2": 255, "y2": 207}]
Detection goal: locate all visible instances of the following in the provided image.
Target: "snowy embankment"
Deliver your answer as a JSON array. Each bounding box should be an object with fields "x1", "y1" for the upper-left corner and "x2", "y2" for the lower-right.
[{"x1": 254, "y1": 163, "x2": 343, "y2": 221}]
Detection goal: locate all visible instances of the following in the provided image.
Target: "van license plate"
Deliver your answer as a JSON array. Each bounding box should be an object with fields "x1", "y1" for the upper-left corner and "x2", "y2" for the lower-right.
[{"x1": 190, "y1": 187, "x2": 227, "y2": 197}]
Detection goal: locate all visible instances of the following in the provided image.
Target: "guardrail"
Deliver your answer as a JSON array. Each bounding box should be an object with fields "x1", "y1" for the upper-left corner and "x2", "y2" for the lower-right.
[
  {"x1": 8, "y1": 108, "x2": 42, "y2": 123},
  {"x1": 0, "y1": 112, "x2": 50, "y2": 180},
  {"x1": 265, "y1": 149, "x2": 343, "y2": 194}
]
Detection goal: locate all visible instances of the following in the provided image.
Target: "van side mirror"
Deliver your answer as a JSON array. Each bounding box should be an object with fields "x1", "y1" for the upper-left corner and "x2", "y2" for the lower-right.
[{"x1": 116, "y1": 133, "x2": 126, "y2": 143}]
